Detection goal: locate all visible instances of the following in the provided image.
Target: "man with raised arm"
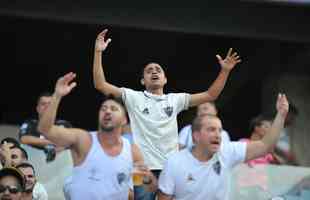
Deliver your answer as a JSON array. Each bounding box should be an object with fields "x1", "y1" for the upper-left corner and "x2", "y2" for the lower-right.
[
  {"x1": 37, "y1": 72, "x2": 155, "y2": 200},
  {"x1": 92, "y1": 29, "x2": 241, "y2": 188},
  {"x1": 158, "y1": 94, "x2": 289, "y2": 200}
]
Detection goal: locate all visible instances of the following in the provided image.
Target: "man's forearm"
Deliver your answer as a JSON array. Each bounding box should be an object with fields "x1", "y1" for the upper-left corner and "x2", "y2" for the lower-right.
[
  {"x1": 262, "y1": 112, "x2": 285, "y2": 151},
  {"x1": 93, "y1": 50, "x2": 106, "y2": 90},
  {"x1": 37, "y1": 94, "x2": 61, "y2": 139},
  {"x1": 207, "y1": 69, "x2": 230, "y2": 101},
  {"x1": 20, "y1": 136, "x2": 53, "y2": 147}
]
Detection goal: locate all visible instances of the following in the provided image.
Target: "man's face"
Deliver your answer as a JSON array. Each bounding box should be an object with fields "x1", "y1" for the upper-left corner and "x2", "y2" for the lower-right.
[
  {"x1": 194, "y1": 116, "x2": 222, "y2": 155},
  {"x1": 36, "y1": 96, "x2": 52, "y2": 118},
  {"x1": 0, "y1": 176, "x2": 22, "y2": 200},
  {"x1": 98, "y1": 100, "x2": 126, "y2": 133},
  {"x1": 197, "y1": 103, "x2": 217, "y2": 117},
  {"x1": 10, "y1": 148, "x2": 25, "y2": 167},
  {"x1": 141, "y1": 63, "x2": 167, "y2": 90},
  {"x1": 18, "y1": 167, "x2": 35, "y2": 192}
]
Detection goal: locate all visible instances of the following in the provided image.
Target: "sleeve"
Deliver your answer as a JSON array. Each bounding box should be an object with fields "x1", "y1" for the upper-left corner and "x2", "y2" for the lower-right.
[
  {"x1": 221, "y1": 130, "x2": 231, "y2": 142},
  {"x1": 158, "y1": 159, "x2": 176, "y2": 196},
  {"x1": 121, "y1": 88, "x2": 139, "y2": 111},
  {"x1": 221, "y1": 141, "x2": 247, "y2": 169},
  {"x1": 172, "y1": 93, "x2": 190, "y2": 114},
  {"x1": 178, "y1": 125, "x2": 191, "y2": 147}
]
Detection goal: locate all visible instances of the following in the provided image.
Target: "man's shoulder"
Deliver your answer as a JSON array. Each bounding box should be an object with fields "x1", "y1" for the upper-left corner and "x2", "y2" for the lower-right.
[
  {"x1": 167, "y1": 149, "x2": 190, "y2": 163},
  {"x1": 122, "y1": 87, "x2": 143, "y2": 94},
  {"x1": 180, "y1": 124, "x2": 192, "y2": 132},
  {"x1": 166, "y1": 92, "x2": 188, "y2": 98},
  {"x1": 19, "y1": 119, "x2": 38, "y2": 131}
]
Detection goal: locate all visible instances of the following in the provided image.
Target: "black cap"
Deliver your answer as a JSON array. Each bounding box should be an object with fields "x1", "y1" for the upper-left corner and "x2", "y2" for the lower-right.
[{"x1": 0, "y1": 167, "x2": 25, "y2": 190}]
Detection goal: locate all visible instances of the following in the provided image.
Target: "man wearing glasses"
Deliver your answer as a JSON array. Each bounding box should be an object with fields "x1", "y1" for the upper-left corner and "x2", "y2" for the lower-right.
[{"x1": 0, "y1": 167, "x2": 25, "y2": 200}]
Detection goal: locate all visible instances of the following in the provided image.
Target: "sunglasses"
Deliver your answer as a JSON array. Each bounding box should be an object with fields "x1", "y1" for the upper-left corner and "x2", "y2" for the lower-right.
[{"x1": 0, "y1": 185, "x2": 21, "y2": 194}]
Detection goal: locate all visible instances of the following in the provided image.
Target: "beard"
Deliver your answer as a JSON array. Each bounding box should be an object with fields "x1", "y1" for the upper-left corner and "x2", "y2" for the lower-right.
[{"x1": 99, "y1": 125, "x2": 114, "y2": 133}]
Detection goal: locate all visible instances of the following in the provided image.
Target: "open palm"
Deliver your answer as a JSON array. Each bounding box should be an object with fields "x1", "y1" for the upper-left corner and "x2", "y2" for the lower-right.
[
  {"x1": 276, "y1": 93, "x2": 289, "y2": 118},
  {"x1": 216, "y1": 48, "x2": 241, "y2": 72},
  {"x1": 95, "y1": 29, "x2": 112, "y2": 52},
  {"x1": 55, "y1": 72, "x2": 77, "y2": 97}
]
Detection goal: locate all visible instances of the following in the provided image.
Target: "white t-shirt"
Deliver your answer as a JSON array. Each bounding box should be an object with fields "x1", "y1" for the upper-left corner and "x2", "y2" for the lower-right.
[
  {"x1": 122, "y1": 88, "x2": 190, "y2": 169},
  {"x1": 179, "y1": 124, "x2": 231, "y2": 149},
  {"x1": 159, "y1": 142, "x2": 247, "y2": 200},
  {"x1": 33, "y1": 182, "x2": 48, "y2": 200}
]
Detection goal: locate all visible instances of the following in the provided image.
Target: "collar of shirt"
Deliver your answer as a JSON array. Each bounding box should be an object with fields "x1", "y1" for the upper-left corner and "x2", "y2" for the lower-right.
[{"x1": 143, "y1": 90, "x2": 166, "y2": 101}]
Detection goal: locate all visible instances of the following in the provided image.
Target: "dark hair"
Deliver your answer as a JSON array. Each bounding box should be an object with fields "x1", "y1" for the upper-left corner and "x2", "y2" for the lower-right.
[
  {"x1": 0, "y1": 167, "x2": 26, "y2": 190},
  {"x1": 1, "y1": 137, "x2": 20, "y2": 146},
  {"x1": 101, "y1": 95, "x2": 128, "y2": 119},
  {"x1": 11, "y1": 146, "x2": 28, "y2": 160},
  {"x1": 141, "y1": 62, "x2": 167, "y2": 79},
  {"x1": 249, "y1": 115, "x2": 272, "y2": 133},
  {"x1": 37, "y1": 92, "x2": 53, "y2": 104},
  {"x1": 16, "y1": 162, "x2": 36, "y2": 176}
]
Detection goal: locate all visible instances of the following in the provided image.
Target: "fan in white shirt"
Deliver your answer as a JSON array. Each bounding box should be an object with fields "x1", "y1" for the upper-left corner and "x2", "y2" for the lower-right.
[{"x1": 158, "y1": 94, "x2": 289, "y2": 200}]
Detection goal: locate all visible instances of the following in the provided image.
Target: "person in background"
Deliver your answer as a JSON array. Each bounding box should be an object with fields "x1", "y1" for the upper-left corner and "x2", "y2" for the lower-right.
[
  {"x1": 19, "y1": 92, "x2": 72, "y2": 162},
  {"x1": 178, "y1": 102, "x2": 230, "y2": 150}
]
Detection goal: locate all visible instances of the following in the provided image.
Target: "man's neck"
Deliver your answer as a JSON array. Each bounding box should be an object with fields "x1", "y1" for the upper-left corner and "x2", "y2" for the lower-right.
[
  {"x1": 146, "y1": 88, "x2": 164, "y2": 95},
  {"x1": 97, "y1": 131, "x2": 121, "y2": 146},
  {"x1": 191, "y1": 146, "x2": 213, "y2": 162},
  {"x1": 97, "y1": 131, "x2": 123, "y2": 157},
  {"x1": 23, "y1": 192, "x2": 33, "y2": 200}
]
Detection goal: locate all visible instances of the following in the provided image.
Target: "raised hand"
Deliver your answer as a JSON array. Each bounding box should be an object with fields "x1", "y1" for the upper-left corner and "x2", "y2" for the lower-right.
[
  {"x1": 95, "y1": 29, "x2": 112, "y2": 52},
  {"x1": 276, "y1": 93, "x2": 289, "y2": 118},
  {"x1": 216, "y1": 48, "x2": 241, "y2": 72},
  {"x1": 55, "y1": 72, "x2": 77, "y2": 98},
  {"x1": 0, "y1": 142, "x2": 11, "y2": 161}
]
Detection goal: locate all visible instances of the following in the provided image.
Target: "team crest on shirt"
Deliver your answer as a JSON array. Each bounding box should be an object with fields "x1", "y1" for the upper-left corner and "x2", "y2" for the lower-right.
[
  {"x1": 117, "y1": 172, "x2": 127, "y2": 185},
  {"x1": 213, "y1": 161, "x2": 221, "y2": 175},
  {"x1": 187, "y1": 173, "x2": 195, "y2": 182},
  {"x1": 88, "y1": 168, "x2": 100, "y2": 181},
  {"x1": 142, "y1": 108, "x2": 150, "y2": 115},
  {"x1": 163, "y1": 106, "x2": 173, "y2": 117}
]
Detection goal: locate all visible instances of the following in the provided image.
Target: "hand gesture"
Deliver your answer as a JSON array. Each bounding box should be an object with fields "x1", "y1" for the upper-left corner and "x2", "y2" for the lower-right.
[
  {"x1": 216, "y1": 48, "x2": 241, "y2": 72},
  {"x1": 276, "y1": 93, "x2": 289, "y2": 118},
  {"x1": 55, "y1": 72, "x2": 77, "y2": 98},
  {"x1": 0, "y1": 142, "x2": 12, "y2": 164},
  {"x1": 95, "y1": 29, "x2": 112, "y2": 52}
]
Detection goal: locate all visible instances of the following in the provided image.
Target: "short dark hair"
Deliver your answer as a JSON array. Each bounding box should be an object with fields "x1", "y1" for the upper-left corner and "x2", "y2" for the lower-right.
[
  {"x1": 101, "y1": 95, "x2": 128, "y2": 119},
  {"x1": 141, "y1": 62, "x2": 167, "y2": 78},
  {"x1": 37, "y1": 92, "x2": 53, "y2": 104},
  {"x1": 1, "y1": 137, "x2": 20, "y2": 146},
  {"x1": 16, "y1": 162, "x2": 36, "y2": 176}
]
